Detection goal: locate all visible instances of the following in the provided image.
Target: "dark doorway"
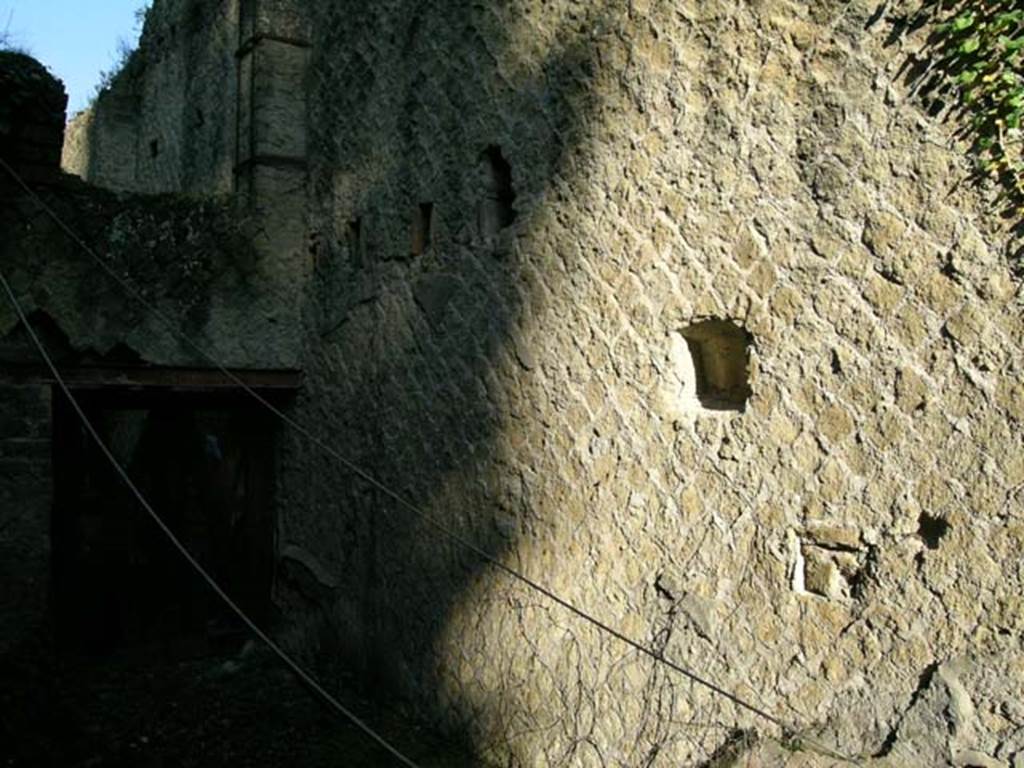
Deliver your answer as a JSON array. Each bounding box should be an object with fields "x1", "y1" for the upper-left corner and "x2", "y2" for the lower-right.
[{"x1": 52, "y1": 387, "x2": 281, "y2": 658}]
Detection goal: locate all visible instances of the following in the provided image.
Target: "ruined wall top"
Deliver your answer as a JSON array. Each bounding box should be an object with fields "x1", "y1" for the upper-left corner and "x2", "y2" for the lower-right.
[
  {"x1": 0, "y1": 53, "x2": 67, "y2": 184},
  {"x1": 62, "y1": 0, "x2": 239, "y2": 196}
]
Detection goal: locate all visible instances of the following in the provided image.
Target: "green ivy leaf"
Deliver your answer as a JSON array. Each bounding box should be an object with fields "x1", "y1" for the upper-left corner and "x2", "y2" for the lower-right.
[
  {"x1": 952, "y1": 12, "x2": 976, "y2": 32},
  {"x1": 960, "y1": 36, "x2": 981, "y2": 54},
  {"x1": 920, "y1": 1, "x2": 1024, "y2": 223}
]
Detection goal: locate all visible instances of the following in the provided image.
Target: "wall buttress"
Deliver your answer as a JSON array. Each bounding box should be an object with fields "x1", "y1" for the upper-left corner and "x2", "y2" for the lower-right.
[{"x1": 235, "y1": 0, "x2": 310, "y2": 220}]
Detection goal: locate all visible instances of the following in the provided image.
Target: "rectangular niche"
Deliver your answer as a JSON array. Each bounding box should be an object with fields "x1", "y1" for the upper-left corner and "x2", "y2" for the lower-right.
[
  {"x1": 678, "y1": 319, "x2": 753, "y2": 413},
  {"x1": 477, "y1": 145, "x2": 517, "y2": 237},
  {"x1": 410, "y1": 202, "x2": 433, "y2": 256}
]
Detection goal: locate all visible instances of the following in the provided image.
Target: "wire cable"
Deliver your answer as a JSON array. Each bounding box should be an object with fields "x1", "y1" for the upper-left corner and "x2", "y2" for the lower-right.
[
  {"x1": 0, "y1": 157, "x2": 858, "y2": 764},
  {"x1": 0, "y1": 266, "x2": 424, "y2": 768}
]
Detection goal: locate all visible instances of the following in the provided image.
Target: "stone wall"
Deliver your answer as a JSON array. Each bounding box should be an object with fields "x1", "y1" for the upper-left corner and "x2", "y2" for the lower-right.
[
  {"x1": 2, "y1": 5, "x2": 308, "y2": 675},
  {"x1": 62, "y1": 0, "x2": 239, "y2": 196},
  {"x1": 0, "y1": 180, "x2": 297, "y2": 370},
  {"x1": 289, "y1": 0, "x2": 1024, "y2": 765},
  {"x1": 0, "y1": 52, "x2": 68, "y2": 184},
  {"x1": 62, "y1": 0, "x2": 1024, "y2": 765}
]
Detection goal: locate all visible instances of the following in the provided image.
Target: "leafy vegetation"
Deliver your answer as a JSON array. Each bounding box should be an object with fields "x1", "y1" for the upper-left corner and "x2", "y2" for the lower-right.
[
  {"x1": 916, "y1": 1, "x2": 1024, "y2": 217},
  {"x1": 0, "y1": 9, "x2": 25, "y2": 53},
  {"x1": 92, "y1": 2, "x2": 151, "y2": 101}
]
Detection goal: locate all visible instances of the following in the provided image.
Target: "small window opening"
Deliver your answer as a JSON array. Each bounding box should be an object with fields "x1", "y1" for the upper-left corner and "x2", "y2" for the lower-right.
[
  {"x1": 149, "y1": 139, "x2": 159, "y2": 158},
  {"x1": 679, "y1": 319, "x2": 753, "y2": 412},
  {"x1": 411, "y1": 202, "x2": 433, "y2": 256},
  {"x1": 478, "y1": 145, "x2": 516, "y2": 237},
  {"x1": 347, "y1": 218, "x2": 363, "y2": 268}
]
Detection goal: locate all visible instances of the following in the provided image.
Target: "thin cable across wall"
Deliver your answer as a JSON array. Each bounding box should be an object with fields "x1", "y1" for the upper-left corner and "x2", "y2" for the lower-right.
[
  {"x1": 0, "y1": 268, "x2": 425, "y2": 768},
  {"x1": 0, "y1": 157, "x2": 859, "y2": 765}
]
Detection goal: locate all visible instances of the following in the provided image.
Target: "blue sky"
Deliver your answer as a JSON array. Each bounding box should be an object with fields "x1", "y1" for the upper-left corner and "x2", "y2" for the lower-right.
[{"x1": 2, "y1": 0, "x2": 149, "y2": 116}]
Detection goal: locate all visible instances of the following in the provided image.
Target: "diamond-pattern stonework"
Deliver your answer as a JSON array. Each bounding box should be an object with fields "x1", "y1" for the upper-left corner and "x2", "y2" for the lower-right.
[
  {"x1": 54, "y1": 0, "x2": 1024, "y2": 765},
  {"x1": 288, "y1": 1, "x2": 1024, "y2": 765}
]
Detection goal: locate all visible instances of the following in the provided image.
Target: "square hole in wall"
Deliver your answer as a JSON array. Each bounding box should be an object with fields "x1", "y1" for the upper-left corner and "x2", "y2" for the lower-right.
[{"x1": 679, "y1": 319, "x2": 753, "y2": 412}]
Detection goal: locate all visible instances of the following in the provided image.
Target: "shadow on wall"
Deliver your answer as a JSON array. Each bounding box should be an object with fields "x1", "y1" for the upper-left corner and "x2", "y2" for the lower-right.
[
  {"x1": 63, "y1": 0, "x2": 691, "y2": 760},
  {"x1": 294, "y1": 0, "x2": 634, "y2": 755}
]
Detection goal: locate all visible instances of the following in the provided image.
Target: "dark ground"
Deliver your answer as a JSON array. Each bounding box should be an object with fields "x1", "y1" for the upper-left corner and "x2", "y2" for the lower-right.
[{"x1": 1, "y1": 636, "x2": 481, "y2": 768}]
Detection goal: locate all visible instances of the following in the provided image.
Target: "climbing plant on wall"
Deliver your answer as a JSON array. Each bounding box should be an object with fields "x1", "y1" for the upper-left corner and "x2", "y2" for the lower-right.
[{"x1": 917, "y1": 1, "x2": 1024, "y2": 218}]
